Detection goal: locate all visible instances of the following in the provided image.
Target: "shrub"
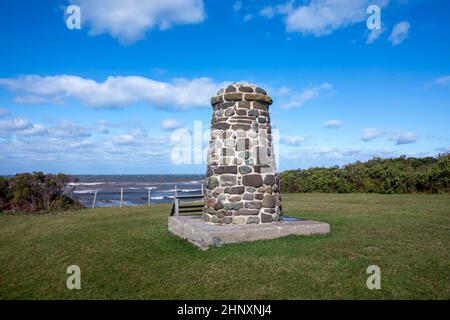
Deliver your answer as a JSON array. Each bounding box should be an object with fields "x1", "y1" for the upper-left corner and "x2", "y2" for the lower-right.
[
  {"x1": 0, "y1": 177, "x2": 13, "y2": 211},
  {"x1": 0, "y1": 172, "x2": 82, "y2": 213},
  {"x1": 280, "y1": 153, "x2": 450, "y2": 194}
]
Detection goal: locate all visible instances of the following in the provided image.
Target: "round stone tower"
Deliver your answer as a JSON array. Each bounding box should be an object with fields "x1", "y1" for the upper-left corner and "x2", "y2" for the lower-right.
[{"x1": 203, "y1": 83, "x2": 282, "y2": 224}]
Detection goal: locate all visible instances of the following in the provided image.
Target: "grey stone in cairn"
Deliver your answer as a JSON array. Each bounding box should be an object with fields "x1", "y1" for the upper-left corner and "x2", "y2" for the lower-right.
[{"x1": 203, "y1": 83, "x2": 282, "y2": 224}]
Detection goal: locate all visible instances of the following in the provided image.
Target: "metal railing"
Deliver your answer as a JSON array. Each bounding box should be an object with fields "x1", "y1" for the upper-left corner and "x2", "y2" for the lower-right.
[{"x1": 86, "y1": 184, "x2": 204, "y2": 209}]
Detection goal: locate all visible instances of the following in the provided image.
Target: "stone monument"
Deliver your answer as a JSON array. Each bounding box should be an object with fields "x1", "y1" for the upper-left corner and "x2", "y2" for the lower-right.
[
  {"x1": 168, "y1": 83, "x2": 330, "y2": 250},
  {"x1": 203, "y1": 83, "x2": 281, "y2": 224}
]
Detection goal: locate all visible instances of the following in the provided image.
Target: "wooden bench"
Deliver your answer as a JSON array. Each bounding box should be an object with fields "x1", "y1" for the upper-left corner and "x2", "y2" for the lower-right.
[{"x1": 169, "y1": 194, "x2": 205, "y2": 216}]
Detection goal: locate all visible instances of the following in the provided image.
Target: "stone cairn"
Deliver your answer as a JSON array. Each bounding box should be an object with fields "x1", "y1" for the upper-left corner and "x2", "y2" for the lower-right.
[{"x1": 203, "y1": 83, "x2": 282, "y2": 224}]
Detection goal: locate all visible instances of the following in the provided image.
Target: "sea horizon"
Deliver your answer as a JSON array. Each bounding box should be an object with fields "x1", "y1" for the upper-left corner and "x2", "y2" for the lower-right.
[{"x1": 65, "y1": 174, "x2": 206, "y2": 208}]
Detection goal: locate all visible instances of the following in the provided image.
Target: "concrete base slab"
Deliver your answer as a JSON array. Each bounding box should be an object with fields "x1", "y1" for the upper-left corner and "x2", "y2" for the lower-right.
[{"x1": 168, "y1": 215, "x2": 330, "y2": 250}]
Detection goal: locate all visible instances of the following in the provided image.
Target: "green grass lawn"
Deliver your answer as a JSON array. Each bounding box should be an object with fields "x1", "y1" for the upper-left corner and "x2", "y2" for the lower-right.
[{"x1": 0, "y1": 193, "x2": 449, "y2": 300}]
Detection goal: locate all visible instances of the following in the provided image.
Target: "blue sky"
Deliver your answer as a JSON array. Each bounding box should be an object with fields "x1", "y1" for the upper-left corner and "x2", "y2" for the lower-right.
[{"x1": 0, "y1": 0, "x2": 449, "y2": 174}]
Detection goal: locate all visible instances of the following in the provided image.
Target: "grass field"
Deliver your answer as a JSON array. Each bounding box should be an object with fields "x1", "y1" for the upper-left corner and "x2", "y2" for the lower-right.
[{"x1": 0, "y1": 193, "x2": 449, "y2": 300}]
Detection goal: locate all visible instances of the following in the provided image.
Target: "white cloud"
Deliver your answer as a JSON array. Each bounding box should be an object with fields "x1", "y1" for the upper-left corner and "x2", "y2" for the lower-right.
[
  {"x1": 70, "y1": 0, "x2": 205, "y2": 45},
  {"x1": 0, "y1": 117, "x2": 48, "y2": 137},
  {"x1": 161, "y1": 118, "x2": 183, "y2": 131},
  {"x1": 394, "y1": 132, "x2": 418, "y2": 145},
  {"x1": 0, "y1": 75, "x2": 225, "y2": 110},
  {"x1": 388, "y1": 21, "x2": 410, "y2": 46},
  {"x1": 276, "y1": 2, "x2": 295, "y2": 15},
  {"x1": 0, "y1": 121, "x2": 171, "y2": 165},
  {"x1": 324, "y1": 120, "x2": 344, "y2": 128},
  {"x1": 13, "y1": 95, "x2": 62, "y2": 105},
  {"x1": 366, "y1": 28, "x2": 385, "y2": 44},
  {"x1": 280, "y1": 135, "x2": 306, "y2": 146},
  {"x1": 361, "y1": 128, "x2": 418, "y2": 145},
  {"x1": 170, "y1": 127, "x2": 192, "y2": 144},
  {"x1": 259, "y1": 1, "x2": 295, "y2": 20},
  {"x1": 274, "y1": 86, "x2": 291, "y2": 96},
  {"x1": 280, "y1": 83, "x2": 334, "y2": 109},
  {"x1": 317, "y1": 146, "x2": 361, "y2": 158},
  {"x1": 434, "y1": 75, "x2": 450, "y2": 86},
  {"x1": 233, "y1": 1, "x2": 242, "y2": 12},
  {"x1": 0, "y1": 114, "x2": 179, "y2": 168},
  {"x1": 283, "y1": 0, "x2": 389, "y2": 37},
  {"x1": 362, "y1": 128, "x2": 386, "y2": 141},
  {"x1": 259, "y1": 6, "x2": 275, "y2": 19},
  {"x1": 50, "y1": 120, "x2": 92, "y2": 138},
  {"x1": 243, "y1": 14, "x2": 253, "y2": 22},
  {"x1": 96, "y1": 120, "x2": 110, "y2": 134},
  {"x1": 425, "y1": 75, "x2": 450, "y2": 88},
  {"x1": 0, "y1": 119, "x2": 94, "y2": 139},
  {"x1": 0, "y1": 108, "x2": 9, "y2": 117},
  {"x1": 16, "y1": 124, "x2": 47, "y2": 137},
  {"x1": 113, "y1": 134, "x2": 135, "y2": 145},
  {"x1": 3, "y1": 119, "x2": 95, "y2": 139},
  {"x1": 0, "y1": 118, "x2": 32, "y2": 131}
]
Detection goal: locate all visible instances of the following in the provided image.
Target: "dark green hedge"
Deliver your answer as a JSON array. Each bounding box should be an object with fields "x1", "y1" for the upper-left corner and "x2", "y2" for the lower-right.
[{"x1": 280, "y1": 153, "x2": 450, "y2": 194}]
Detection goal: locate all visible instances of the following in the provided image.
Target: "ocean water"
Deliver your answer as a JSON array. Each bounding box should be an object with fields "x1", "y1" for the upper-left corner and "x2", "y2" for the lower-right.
[{"x1": 67, "y1": 174, "x2": 205, "y2": 208}]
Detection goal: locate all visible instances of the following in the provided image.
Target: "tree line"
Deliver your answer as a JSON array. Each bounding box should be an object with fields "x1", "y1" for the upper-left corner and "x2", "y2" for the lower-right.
[{"x1": 280, "y1": 153, "x2": 450, "y2": 194}]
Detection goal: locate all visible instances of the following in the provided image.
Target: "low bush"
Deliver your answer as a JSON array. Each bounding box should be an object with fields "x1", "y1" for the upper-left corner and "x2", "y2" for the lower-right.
[
  {"x1": 0, "y1": 172, "x2": 82, "y2": 213},
  {"x1": 280, "y1": 153, "x2": 450, "y2": 194}
]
